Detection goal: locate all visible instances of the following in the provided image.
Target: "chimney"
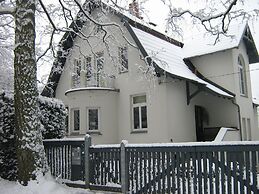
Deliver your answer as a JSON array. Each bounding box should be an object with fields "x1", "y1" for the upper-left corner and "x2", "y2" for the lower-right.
[{"x1": 129, "y1": 0, "x2": 143, "y2": 19}]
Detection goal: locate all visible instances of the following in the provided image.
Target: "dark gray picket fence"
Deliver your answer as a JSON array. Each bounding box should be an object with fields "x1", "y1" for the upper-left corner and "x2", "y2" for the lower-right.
[{"x1": 43, "y1": 137, "x2": 259, "y2": 194}]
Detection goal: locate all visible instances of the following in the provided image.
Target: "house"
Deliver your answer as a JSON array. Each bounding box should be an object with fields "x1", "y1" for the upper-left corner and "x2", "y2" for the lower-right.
[{"x1": 42, "y1": 1, "x2": 259, "y2": 144}]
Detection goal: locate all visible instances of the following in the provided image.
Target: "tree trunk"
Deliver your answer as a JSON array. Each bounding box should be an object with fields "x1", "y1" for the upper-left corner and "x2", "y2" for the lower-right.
[{"x1": 14, "y1": 0, "x2": 47, "y2": 185}]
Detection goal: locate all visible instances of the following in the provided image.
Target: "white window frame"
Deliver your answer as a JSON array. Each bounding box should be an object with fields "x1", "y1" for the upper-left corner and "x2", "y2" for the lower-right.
[
  {"x1": 131, "y1": 94, "x2": 148, "y2": 131},
  {"x1": 71, "y1": 108, "x2": 80, "y2": 133},
  {"x1": 86, "y1": 107, "x2": 100, "y2": 132},
  {"x1": 238, "y1": 55, "x2": 247, "y2": 96}
]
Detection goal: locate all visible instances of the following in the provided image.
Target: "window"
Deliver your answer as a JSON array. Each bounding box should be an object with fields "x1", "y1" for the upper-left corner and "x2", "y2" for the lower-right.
[
  {"x1": 72, "y1": 59, "x2": 82, "y2": 87},
  {"x1": 119, "y1": 47, "x2": 128, "y2": 72},
  {"x1": 72, "y1": 109, "x2": 80, "y2": 132},
  {"x1": 242, "y1": 117, "x2": 247, "y2": 140},
  {"x1": 96, "y1": 52, "x2": 104, "y2": 86},
  {"x1": 247, "y1": 118, "x2": 251, "y2": 141},
  {"x1": 65, "y1": 106, "x2": 69, "y2": 134},
  {"x1": 132, "y1": 95, "x2": 148, "y2": 130},
  {"x1": 96, "y1": 52, "x2": 104, "y2": 72},
  {"x1": 238, "y1": 55, "x2": 247, "y2": 95},
  {"x1": 87, "y1": 108, "x2": 99, "y2": 131},
  {"x1": 85, "y1": 56, "x2": 92, "y2": 80}
]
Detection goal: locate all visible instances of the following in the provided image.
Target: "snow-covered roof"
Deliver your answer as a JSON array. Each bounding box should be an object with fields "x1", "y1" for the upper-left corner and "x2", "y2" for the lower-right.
[
  {"x1": 131, "y1": 25, "x2": 233, "y2": 98},
  {"x1": 183, "y1": 23, "x2": 247, "y2": 59},
  {"x1": 250, "y1": 63, "x2": 259, "y2": 105}
]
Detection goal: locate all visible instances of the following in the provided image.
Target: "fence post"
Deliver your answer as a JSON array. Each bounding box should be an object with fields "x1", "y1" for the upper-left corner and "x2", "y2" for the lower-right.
[
  {"x1": 121, "y1": 140, "x2": 128, "y2": 194},
  {"x1": 85, "y1": 134, "x2": 91, "y2": 189}
]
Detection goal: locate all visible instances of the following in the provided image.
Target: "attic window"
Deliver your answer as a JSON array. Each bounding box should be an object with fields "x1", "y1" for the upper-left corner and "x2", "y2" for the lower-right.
[{"x1": 119, "y1": 46, "x2": 128, "y2": 72}]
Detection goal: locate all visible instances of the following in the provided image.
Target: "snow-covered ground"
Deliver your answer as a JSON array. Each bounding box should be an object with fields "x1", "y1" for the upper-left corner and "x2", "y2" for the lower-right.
[{"x1": 0, "y1": 174, "x2": 114, "y2": 194}]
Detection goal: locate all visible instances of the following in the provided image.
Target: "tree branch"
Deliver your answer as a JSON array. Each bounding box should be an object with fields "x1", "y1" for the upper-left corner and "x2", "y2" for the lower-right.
[{"x1": 38, "y1": 0, "x2": 57, "y2": 31}]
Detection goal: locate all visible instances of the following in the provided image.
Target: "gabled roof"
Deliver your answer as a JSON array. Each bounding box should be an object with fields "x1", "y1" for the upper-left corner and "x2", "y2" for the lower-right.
[
  {"x1": 130, "y1": 25, "x2": 234, "y2": 98},
  {"x1": 183, "y1": 23, "x2": 259, "y2": 63},
  {"x1": 42, "y1": 1, "x2": 234, "y2": 99}
]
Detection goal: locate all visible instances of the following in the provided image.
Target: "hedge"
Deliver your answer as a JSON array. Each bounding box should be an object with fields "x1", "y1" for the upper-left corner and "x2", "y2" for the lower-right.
[{"x1": 0, "y1": 91, "x2": 67, "y2": 180}]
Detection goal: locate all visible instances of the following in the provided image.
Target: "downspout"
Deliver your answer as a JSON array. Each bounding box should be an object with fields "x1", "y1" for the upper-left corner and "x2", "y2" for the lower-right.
[{"x1": 232, "y1": 100, "x2": 242, "y2": 140}]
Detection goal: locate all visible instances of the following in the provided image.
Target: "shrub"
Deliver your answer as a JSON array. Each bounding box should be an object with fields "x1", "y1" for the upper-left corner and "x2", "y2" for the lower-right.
[{"x1": 0, "y1": 91, "x2": 67, "y2": 180}]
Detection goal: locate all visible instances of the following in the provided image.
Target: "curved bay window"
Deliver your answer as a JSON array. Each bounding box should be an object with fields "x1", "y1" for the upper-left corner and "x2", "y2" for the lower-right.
[{"x1": 238, "y1": 55, "x2": 247, "y2": 96}]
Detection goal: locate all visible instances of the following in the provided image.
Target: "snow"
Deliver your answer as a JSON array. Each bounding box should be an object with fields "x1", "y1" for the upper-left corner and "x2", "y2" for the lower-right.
[
  {"x1": 44, "y1": 137, "x2": 84, "y2": 142},
  {"x1": 131, "y1": 25, "x2": 233, "y2": 98},
  {"x1": 0, "y1": 173, "x2": 119, "y2": 194},
  {"x1": 213, "y1": 127, "x2": 239, "y2": 142},
  {"x1": 183, "y1": 23, "x2": 247, "y2": 58},
  {"x1": 65, "y1": 87, "x2": 118, "y2": 95},
  {"x1": 125, "y1": 140, "x2": 259, "y2": 148},
  {"x1": 0, "y1": 174, "x2": 93, "y2": 194},
  {"x1": 91, "y1": 144, "x2": 120, "y2": 148}
]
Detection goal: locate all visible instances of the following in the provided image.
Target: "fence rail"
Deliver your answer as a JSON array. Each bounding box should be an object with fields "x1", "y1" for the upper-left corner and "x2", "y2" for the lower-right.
[{"x1": 43, "y1": 137, "x2": 259, "y2": 194}]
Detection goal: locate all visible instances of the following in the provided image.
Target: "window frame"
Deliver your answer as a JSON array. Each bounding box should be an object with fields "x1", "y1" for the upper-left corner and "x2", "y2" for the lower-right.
[
  {"x1": 71, "y1": 108, "x2": 80, "y2": 133},
  {"x1": 237, "y1": 55, "x2": 247, "y2": 96},
  {"x1": 72, "y1": 58, "x2": 82, "y2": 88},
  {"x1": 95, "y1": 52, "x2": 104, "y2": 73},
  {"x1": 119, "y1": 46, "x2": 128, "y2": 72},
  {"x1": 247, "y1": 118, "x2": 251, "y2": 141},
  {"x1": 84, "y1": 56, "x2": 92, "y2": 80},
  {"x1": 95, "y1": 52, "x2": 104, "y2": 87},
  {"x1": 242, "y1": 117, "x2": 247, "y2": 140},
  {"x1": 86, "y1": 107, "x2": 101, "y2": 132},
  {"x1": 131, "y1": 94, "x2": 148, "y2": 131}
]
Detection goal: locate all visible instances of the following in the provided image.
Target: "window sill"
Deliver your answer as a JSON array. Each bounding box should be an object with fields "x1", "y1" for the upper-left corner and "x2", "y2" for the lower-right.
[
  {"x1": 119, "y1": 69, "x2": 129, "y2": 74},
  {"x1": 87, "y1": 131, "x2": 102, "y2": 135},
  {"x1": 240, "y1": 93, "x2": 248, "y2": 98},
  {"x1": 131, "y1": 129, "x2": 148, "y2": 134},
  {"x1": 70, "y1": 131, "x2": 80, "y2": 135}
]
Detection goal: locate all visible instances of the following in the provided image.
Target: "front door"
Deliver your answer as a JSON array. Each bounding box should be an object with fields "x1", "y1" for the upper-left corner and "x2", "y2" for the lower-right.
[{"x1": 195, "y1": 106, "x2": 204, "y2": 142}]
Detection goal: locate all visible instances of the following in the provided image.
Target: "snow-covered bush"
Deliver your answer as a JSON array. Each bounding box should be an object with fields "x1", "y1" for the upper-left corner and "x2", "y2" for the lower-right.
[
  {"x1": 39, "y1": 96, "x2": 66, "y2": 139},
  {"x1": 0, "y1": 92, "x2": 17, "y2": 181},
  {"x1": 0, "y1": 92, "x2": 67, "y2": 180}
]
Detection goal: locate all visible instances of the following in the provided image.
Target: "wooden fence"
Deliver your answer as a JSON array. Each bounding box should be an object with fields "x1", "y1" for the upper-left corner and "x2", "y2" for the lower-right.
[{"x1": 43, "y1": 136, "x2": 259, "y2": 194}]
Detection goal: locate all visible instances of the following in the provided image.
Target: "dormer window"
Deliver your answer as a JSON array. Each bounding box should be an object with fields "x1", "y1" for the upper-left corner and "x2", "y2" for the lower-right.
[{"x1": 238, "y1": 55, "x2": 247, "y2": 96}]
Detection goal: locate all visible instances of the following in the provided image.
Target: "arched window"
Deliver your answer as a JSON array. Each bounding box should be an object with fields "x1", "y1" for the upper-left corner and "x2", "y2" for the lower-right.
[{"x1": 238, "y1": 55, "x2": 247, "y2": 95}]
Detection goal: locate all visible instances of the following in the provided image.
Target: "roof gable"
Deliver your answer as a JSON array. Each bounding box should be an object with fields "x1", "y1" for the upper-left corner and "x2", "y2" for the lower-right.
[
  {"x1": 183, "y1": 23, "x2": 259, "y2": 63},
  {"x1": 130, "y1": 25, "x2": 234, "y2": 98}
]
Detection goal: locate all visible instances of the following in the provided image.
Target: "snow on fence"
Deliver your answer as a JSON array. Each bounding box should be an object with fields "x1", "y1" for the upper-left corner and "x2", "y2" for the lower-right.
[{"x1": 43, "y1": 137, "x2": 259, "y2": 194}]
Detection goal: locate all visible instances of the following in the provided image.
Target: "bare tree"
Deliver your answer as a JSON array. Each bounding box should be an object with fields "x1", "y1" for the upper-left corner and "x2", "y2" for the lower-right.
[{"x1": 162, "y1": 0, "x2": 259, "y2": 39}]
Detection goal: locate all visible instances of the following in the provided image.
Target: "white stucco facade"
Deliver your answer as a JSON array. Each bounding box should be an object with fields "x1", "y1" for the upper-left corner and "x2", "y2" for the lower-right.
[
  {"x1": 46, "y1": 7, "x2": 258, "y2": 144},
  {"x1": 189, "y1": 41, "x2": 259, "y2": 140}
]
